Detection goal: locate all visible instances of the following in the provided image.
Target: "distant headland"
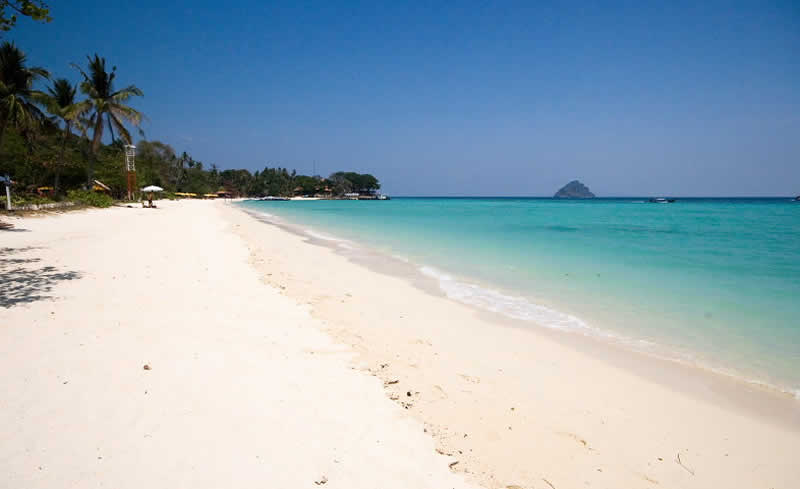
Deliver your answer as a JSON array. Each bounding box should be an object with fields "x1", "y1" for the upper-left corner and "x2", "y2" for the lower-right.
[{"x1": 554, "y1": 180, "x2": 596, "y2": 199}]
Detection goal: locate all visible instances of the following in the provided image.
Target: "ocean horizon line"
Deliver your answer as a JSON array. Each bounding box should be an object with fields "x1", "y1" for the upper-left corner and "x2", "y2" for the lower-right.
[
  {"x1": 241, "y1": 196, "x2": 800, "y2": 401},
  {"x1": 375, "y1": 195, "x2": 798, "y2": 199}
]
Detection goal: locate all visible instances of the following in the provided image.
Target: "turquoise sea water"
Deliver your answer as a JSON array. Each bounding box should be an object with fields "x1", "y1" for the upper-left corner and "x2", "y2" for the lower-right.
[{"x1": 240, "y1": 198, "x2": 800, "y2": 396}]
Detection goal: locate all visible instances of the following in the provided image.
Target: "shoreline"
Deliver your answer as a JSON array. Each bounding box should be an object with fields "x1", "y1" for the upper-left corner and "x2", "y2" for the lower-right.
[
  {"x1": 0, "y1": 201, "x2": 478, "y2": 489},
  {"x1": 237, "y1": 203, "x2": 800, "y2": 413},
  {"x1": 4, "y1": 200, "x2": 798, "y2": 488},
  {"x1": 225, "y1": 201, "x2": 800, "y2": 488}
]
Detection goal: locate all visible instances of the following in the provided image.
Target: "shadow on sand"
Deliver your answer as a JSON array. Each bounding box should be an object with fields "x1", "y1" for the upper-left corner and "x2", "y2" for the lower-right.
[
  {"x1": 1, "y1": 219, "x2": 30, "y2": 232},
  {"x1": 0, "y1": 247, "x2": 82, "y2": 308}
]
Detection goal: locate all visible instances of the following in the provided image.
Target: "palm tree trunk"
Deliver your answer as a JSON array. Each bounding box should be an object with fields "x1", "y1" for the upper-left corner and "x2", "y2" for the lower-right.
[
  {"x1": 87, "y1": 116, "x2": 104, "y2": 187},
  {"x1": 55, "y1": 122, "x2": 70, "y2": 195},
  {"x1": 0, "y1": 113, "x2": 9, "y2": 163},
  {"x1": 106, "y1": 114, "x2": 116, "y2": 143}
]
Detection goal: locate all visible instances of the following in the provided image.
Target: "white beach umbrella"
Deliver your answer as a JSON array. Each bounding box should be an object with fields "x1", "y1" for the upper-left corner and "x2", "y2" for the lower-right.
[{"x1": 141, "y1": 185, "x2": 164, "y2": 192}]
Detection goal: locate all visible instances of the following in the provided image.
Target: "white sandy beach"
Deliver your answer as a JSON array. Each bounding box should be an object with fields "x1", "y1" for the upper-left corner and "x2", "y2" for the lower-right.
[
  {"x1": 0, "y1": 200, "x2": 476, "y2": 489},
  {"x1": 2, "y1": 199, "x2": 799, "y2": 489}
]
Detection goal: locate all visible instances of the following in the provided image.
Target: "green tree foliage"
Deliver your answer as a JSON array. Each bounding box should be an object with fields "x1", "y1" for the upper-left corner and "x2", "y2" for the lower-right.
[
  {"x1": 0, "y1": 1, "x2": 50, "y2": 32},
  {"x1": 329, "y1": 172, "x2": 380, "y2": 193},
  {"x1": 135, "y1": 140, "x2": 175, "y2": 189},
  {"x1": 181, "y1": 157, "x2": 215, "y2": 195},
  {"x1": 0, "y1": 41, "x2": 49, "y2": 151},
  {"x1": 0, "y1": 43, "x2": 384, "y2": 204},
  {"x1": 66, "y1": 188, "x2": 112, "y2": 208},
  {"x1": 219, "y1": 168, "x2": 253, "y2": 196},
  {"x1": 91, "y1": 141, "x2": 125, "y2": 194},
  {"x1": 71, "y1": 54, "x2": 144, "y2": 186},
  {"x1": 170, "y1": 151, "x2": 191, "y2": 189},
  {"x1": 244, "y1": 167, "x2": 294, "y2": 197},
  {"x1": 329, "y1": 173, "x2": 351, "y2": 195},
  {"x1": 1, "y1": 122, "x2": 90, "y2": 195},
  {"x1": 42, "y1": 78, "x2": 80, "y2": 193},
  {"x1": 293, "y1": 174, "x2": 323, "y2": 195},
  {"x1": 3, "y1": 127, "x2": 384, "y2": 200}
]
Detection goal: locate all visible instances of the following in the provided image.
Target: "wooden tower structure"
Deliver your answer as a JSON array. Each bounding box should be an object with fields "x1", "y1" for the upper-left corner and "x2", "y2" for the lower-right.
[{"x1": 125, "y1": 144, "x2": 137, "y2": 200}]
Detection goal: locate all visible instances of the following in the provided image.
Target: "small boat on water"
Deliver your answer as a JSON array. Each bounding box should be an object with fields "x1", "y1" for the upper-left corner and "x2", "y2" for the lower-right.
[
  {"x1": 259, "y1": 196, "x2": 289, "y2": 201},
  {"x1": 649, "y1": 197, "x2": 676, "y2": 204},
  {"x1": 794, "y1": 196, "x2": 800, "y2": 202}
]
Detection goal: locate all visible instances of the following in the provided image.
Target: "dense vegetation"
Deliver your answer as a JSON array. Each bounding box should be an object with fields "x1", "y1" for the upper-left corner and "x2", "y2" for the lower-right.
[{"x1": 0, "y1": 37, "x2": 380, "y2": 208}]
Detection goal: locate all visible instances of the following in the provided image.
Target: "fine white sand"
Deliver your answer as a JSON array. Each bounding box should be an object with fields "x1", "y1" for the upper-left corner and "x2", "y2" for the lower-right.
[
  {"x1": 3, "y1": 199, "x2": 799, "y2": 489},
  {"x1": 0, "y1": 200, "x2": 477, "y2": 489},
  {"x1": 222, "y1": 201, "x2": 800, "y2": 489}
]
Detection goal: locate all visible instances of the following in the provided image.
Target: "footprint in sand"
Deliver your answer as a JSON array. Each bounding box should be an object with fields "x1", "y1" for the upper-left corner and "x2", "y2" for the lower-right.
[
  {"x1": 458, "y1": 374, "x2": 480, "y2": 384},
  {"x1": 638, "y1": 473, "x2": 659, "y2": 485},
  {"x1": 556, "y1": 431, "x2": 592, "y2": 450}
]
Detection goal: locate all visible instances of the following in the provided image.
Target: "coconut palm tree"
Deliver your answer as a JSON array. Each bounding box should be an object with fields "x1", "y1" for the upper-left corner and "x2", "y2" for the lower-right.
[
  {"x1": 42, "y1": 78, "x2": 82, "y2": 194},
  {"x1": 0, "y1": 41, "x2": 49, "y2": 152},
  {"x1": 71, "y1": 54, "x2": 143, "y2": 186}
]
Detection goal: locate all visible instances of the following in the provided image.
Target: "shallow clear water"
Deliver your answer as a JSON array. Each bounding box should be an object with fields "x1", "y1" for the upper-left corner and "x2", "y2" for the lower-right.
[{"x1": 240, "y1": 197, "x2": 800, "y2": 396}]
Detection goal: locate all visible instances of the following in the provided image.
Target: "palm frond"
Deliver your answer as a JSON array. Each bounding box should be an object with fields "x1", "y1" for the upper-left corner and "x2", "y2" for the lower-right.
[
  {"x1": 47, "y1": 78, "x2": 77, "y2": 107},
  {"x1": 66, "y1": 52, "x2": 145, "y2": 155},
  {"x1": 28, "y1": 89, "x2": 50, "y2": 107},
  {"x1": 0, "y1": 42, "x2": 52, "y2": 141},
  {"x1": 111, "y1": 85, "x2": 144, "y2": 102},
  {"x1": 109, "y1": 113, "x2": 132, "y2": 144},
  {"x1": 71, "y1": 114, "x2": 92, "y2": 139},
  {"x1": 64, "y1": 99, "x2": 92, "y2": 120},
  {"x1": 109, "y1": 103, "x2": 144, "y2": 126},
  {"x1": 29, "y1": 66, "x2": 50, "y2": 81},
  {"x1": 70, "y1": 61, "x2": 91, "y2": 83}
]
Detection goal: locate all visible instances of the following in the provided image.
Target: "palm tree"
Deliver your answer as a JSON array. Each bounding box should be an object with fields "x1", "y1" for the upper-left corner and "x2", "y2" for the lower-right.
[
  {"x1": 172, "y1": 151, "x2": 191, "y2": 189},
  {"x1": 42, "y1": 78, "x2": 80, "y2": 194},
  {"x1": 71, "y1": 54, "x2": 143, "y2": 186},
  {"x1": 0, "y1": 41, "x2": 49, "y2": 153}
]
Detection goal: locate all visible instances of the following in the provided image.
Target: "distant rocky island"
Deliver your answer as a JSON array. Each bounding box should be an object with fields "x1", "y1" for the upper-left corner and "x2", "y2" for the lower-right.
[{"x1": 554, "y1": 180, "x2": 596, "y2": 199}]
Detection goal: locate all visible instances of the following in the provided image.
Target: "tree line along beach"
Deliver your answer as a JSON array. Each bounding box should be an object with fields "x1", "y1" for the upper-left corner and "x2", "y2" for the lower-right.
[{"x1": 3, "y1": 2, "x2": 799, "y2": 488}]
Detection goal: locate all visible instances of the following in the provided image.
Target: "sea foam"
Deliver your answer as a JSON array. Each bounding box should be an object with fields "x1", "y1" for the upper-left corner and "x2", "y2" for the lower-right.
[
  {"x1": 240, "y1": 197, "x2": 800, "y2": 400},
  {"x1": 304, "y1": 229, "x2": 346, "y2": 242},
  {"x1": 419, "y1": 266, "x2": 592, "y2": 333}
]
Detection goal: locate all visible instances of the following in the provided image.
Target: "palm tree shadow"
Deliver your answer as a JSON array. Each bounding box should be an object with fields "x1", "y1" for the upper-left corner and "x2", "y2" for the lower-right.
[{"x1": 0, "y1": 247, "x2": 82, "y2": 308}]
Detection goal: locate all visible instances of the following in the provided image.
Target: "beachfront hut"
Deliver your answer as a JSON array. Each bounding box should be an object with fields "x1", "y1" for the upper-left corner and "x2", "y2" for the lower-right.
[
  {"x1": 37, "y1": 186, "x2": 54, "y2": 197},
  {"x1": 314, "y1": 186, "x2": 333, "y2": 199},
  {"x1": 203, "y1": 193, "x2": 217, "y2": 199}
]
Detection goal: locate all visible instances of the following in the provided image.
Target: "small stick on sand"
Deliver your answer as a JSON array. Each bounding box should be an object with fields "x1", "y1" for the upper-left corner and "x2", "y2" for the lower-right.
[
  {"x1": 542, "y1": 478, "x2": 556, "y2": 489},
  {"x1": 676, "y1": 452, "x2": 695, "y2": 476}
]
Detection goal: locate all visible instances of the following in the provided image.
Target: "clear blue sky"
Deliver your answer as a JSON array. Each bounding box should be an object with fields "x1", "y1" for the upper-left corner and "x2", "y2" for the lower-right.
[{"x1": 9, "y1": 1, "x2": 800, "y2": 196}]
